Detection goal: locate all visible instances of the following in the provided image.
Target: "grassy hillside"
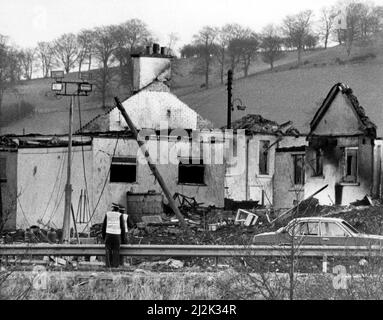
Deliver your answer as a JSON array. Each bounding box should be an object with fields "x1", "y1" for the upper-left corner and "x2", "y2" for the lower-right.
[
  {"x1": 177, "y1": 38, "x2": 383, "y2": 137},
  {"x1": 1, "y1": 37, "x2": 383, "y2": 136}
]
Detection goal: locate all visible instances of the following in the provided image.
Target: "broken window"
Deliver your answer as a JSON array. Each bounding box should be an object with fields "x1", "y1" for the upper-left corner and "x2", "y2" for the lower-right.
[
  {"x1": 343, "y1": 147, "x2": 358, "y2": 183},
  {"x1": 292, "y1": 154, "x2": 305, "y2": 185},
  {"x1": 259, "y1": 140, "x2": 270, "y2": 175},
  {"x1": 110, "y1": 157, "x2": 137, "y2": 183},
  {"x1": 0, "y1": 158, "x2": 6, "y2": 182},
  {"x1": 178, "y1": 158, "x2": 205, "y2": 185}
]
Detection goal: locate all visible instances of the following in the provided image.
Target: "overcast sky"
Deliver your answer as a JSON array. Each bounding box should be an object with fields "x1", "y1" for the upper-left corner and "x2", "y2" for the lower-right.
[{"x1": 0, "y1": 0, "x2": 376, "y2": 49}]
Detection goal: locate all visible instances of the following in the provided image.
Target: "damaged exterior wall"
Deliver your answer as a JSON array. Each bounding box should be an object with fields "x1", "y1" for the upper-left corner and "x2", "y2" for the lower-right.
[
  {"x1": 305, "y1": 137, "x2": 374, "y2": 205},
  {"x1": 225, "y1": 134, "x2": 278, "y2": 206},
  {"x1": 1, "y1": 150, "x2": 18, "y2": 230},
  {"x1": 306, "y1": 86, "x2": 375, "y2": 206},
  {"x1": 273, "y1": 136, "x2": 308, "y2": 209},
  {"x1": 15, "y1": 146, "x2": 93, "y2": 230},
  {"x1": 91, "y1": 136, "x2": 225, "y2": 224},
  {"x1": 373, "y1": 139, "x2": 383, "y2": 198}
]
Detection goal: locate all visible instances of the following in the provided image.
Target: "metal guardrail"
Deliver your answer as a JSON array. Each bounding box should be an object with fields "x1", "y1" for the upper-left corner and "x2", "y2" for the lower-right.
[{"x1": 1, "y1": 244, "x2": 383, "y2": 258}]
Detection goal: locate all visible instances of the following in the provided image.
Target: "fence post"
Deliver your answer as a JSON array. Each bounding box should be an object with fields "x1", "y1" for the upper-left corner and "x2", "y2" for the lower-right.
[{"x1": 322, "y1": 254, "x2": 328, "y2": 273}]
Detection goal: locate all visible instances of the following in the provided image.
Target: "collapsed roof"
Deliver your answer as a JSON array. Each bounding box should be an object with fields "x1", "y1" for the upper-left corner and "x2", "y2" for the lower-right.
[
  {"x1": 225, "y1": 114, "x2": 301, "y2": 136},
  {"x1": 310, "y1": 83, "x2": 377, "y2": 138}
]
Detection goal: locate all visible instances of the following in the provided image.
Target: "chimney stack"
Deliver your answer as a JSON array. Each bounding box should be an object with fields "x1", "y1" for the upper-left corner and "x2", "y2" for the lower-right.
[
  {"x1": 153, "y1": 43, "x2": 160, "y2": 55},
  {"x1": 131, "y1": 43, "x2": 172, "y2": 92}
]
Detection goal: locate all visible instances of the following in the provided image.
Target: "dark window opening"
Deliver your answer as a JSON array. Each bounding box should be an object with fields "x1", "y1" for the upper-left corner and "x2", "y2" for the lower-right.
[
  {"x1": 293, "y1": 154, "x2": 305, "y2": 185},
  {"x1": 343, "y1": 148, "x2": 357, "y2": 183},
  {"x1": 0, "y1": 158, "x2": 6, "y2": 182},
  {"x1": 110, "y1": 157, "x2": 137, "y2": 183},
  {"x1": 178, "y1": 158, "x2": 205, "y2": 185},
  {"x1": 259, "y1": 140, "x2": 270, "y2": 175},
  {"x1": 314, "y1": 149, "x2": 323, "y2": 176}
]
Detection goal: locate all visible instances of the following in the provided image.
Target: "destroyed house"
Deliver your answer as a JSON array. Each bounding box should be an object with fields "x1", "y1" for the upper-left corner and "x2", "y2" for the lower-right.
[
  {"x1": 305, "y1": 83, "x2": 378, "y2": 205},
  {"x1": 0, "y1": 44, "x2": 225, "y2": 230},
  {"x1": 0, "y1": 132, "x2": 225, "y2": 230},
  {"x1": 224, "y1": 114, "x2": 307, "y2": 209}
]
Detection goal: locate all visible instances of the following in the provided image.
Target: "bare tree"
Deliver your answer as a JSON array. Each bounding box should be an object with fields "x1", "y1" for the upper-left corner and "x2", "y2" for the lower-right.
[
  {"x1": 37, "y1": 41, "x2": 54, "y2": 78},
  {"x1": 113, "y1": 19, "x2": 153, "y2": 86},
  {"x1": 319, "y1": 7, "x2": 337, "y2": 49},
  {"x1": 239, "y1": 32, "x2": 259, "y2": 77},
  {"x1": 18, "y1": 48, "x2": 35, "y2": 80},
  {"x1": 0, "y1": 35, "x2": 21, "y2": 114},
  {"x1": 193, "y1": 26, "x2": 219, "y2": 89},
  {"x1": 52, "y1": 33, "x2": 79, "y2": 74},
  {"x1": 227, "y1": 27, "x2": 259, "y2": 77},
  {"x1": 167, "y1": 32, "x2": 179, "y2": 55},
  {"x1": 92, "y1": 25, "x2": 118, "y2": 107},
  {"x1": 216, "y1": 24, "x2": 240, "y2": 84},
  {"x1": 77, "y1": 29, "x2": 94, "y2": 73},
  {"x1": 226, "y1": 24, "x2": 250, "y2": 72},
  {"x1": 283, "y1": 10, "x2": 314, "y2": 65},
  {"x1": 260, "y1": 24, "x2": 284, "y2": 70}
]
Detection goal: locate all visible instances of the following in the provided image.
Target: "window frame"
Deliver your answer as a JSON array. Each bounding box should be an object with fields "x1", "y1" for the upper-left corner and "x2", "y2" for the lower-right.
[
  {"x1": 319, "y1": 221, "x2": 352, "y2": 237},
  {"x1": 288, "y1": 221, "x2": 319, "y2": 237},
  {"x1": 0, "y1": 158, "x2": 6, "y2": 183},
  {"x1": 342, "y1": 147, "x2": 358, "y2": 183},
  {"x1": 258, "y1": 140, "x2": 270, "y2": 176},
  {"x1": 110, "y1": 156, "x2": 137, "y2": 184},
  {"x1": 313, "y1": 148, "x2": 323, "y2": 177},
  {"x1": 178, "y1": 157, "x2": 206, "y2": 186},
  {"x1": 292, "y1": 153, "x2": 305, "y2": 186}
]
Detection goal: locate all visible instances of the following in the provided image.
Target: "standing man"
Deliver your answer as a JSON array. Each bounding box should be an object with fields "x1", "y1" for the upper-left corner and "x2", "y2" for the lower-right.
[{"x1": 102, "y1": 203, "x2": 126, "y2": 268}]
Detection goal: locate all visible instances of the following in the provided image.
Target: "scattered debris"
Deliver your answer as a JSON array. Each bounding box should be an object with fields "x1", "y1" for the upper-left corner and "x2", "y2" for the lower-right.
[
  {"x1": 234, "y1": 209, "x2": 259, "y2": 226},
  {"x1": 351, "y1": 195, "x2": 373, "y2": 207},
  {"x1": 224, "y1": 199, "x2": 259, "y2": 211},
  {"x1": 141, "y1": 215, "x2": 163, "y2": 224}
]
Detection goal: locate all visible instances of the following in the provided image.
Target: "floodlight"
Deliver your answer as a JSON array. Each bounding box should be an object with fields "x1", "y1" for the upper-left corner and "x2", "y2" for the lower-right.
[
  {"x1": 51, "y1": 82, "x2": 63, "y2": 92},
  {"x1": 79, "y1": 83, "x2": 93, "y2": 93},
  {"x1": 51, "y1": 70, "x2": 64, "y2": 79}
]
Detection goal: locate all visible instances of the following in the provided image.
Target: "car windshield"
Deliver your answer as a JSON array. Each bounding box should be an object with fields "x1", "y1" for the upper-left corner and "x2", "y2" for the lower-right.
[{"x1": 341, "y1": 221, "x2": 359, "y2": 234}]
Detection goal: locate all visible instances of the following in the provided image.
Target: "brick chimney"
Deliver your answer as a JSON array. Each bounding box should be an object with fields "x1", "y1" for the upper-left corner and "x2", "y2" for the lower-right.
[{"x1": 131, "y1": 43, "x2": 172, "y2": 92}]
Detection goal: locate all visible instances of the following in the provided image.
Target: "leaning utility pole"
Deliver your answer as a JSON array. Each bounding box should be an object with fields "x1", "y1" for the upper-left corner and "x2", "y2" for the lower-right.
[
  {"x1": 227, "y1": 69, "x2": 233, "y2": 129},
  {"x1": 114, "y1": 97, "x2": 188, "y2": 229}
]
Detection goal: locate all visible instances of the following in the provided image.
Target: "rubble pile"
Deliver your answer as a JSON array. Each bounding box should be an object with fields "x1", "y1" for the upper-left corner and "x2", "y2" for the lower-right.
[
  {"x1": 128, "y1": 223, "x2": 257, "y2": 245},
  {"x1": 227, "y1": 114, "x2": 300, "y2": 136},
  {"x1": 326, "y1": 205, "x2": 383, "y2": 235}
]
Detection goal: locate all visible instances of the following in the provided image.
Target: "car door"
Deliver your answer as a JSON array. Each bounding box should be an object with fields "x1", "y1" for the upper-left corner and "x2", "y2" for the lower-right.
[
  {"x1": 287, "y1": 221, "x2": 321, "y2": 245},
  {"x1": 319, "y1": 221, "x2": 353, "y2": 246}
]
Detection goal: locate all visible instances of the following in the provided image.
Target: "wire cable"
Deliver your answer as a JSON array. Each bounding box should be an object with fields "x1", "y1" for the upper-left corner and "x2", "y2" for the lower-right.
[
  {"x1": 80, "y1": 133, "x2": 120, "y2": 233},
  {"x1": 76, "y1": 94, "x2": 93, "y2": 221}
]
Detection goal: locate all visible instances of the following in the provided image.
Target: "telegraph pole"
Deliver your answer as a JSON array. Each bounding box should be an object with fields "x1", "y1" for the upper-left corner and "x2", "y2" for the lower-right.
[
  {"x1": 227, "y1": 69, "x2": 233, "y2": 129},
  {"x1": 51, "y1": 71, "x2": 93, "y2": 243},
  {"x1": 62, "y1": 96, "x2": 74, "y2": 243}
]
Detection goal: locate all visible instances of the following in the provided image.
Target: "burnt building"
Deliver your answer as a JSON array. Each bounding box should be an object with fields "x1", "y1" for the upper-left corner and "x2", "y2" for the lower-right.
[{"x1": 305, "y1": 83, "x2": 377, "y2": 205}]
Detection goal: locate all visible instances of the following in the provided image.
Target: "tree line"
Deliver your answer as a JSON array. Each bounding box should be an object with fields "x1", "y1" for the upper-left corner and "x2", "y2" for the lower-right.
[
  {"x1": 181, "y1": 0, "x2": 383, "y2": 89},
  {"x1": 0, "y1": 19, "x2": 157, "y2": 111}
]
